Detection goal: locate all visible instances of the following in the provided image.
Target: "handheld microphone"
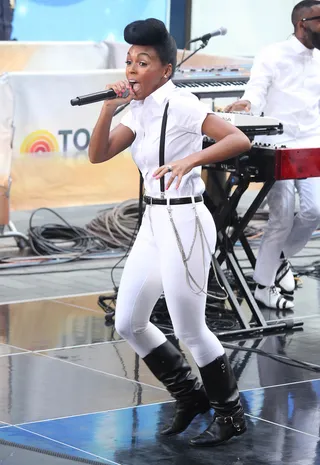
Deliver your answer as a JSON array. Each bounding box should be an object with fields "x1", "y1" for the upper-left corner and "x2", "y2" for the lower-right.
[
  {"x1": 70, "y1": 88, "x2": 130, "y2": 106},
  {"x1": 189, "y1": 27, "x2": 228, "y2": 44}
]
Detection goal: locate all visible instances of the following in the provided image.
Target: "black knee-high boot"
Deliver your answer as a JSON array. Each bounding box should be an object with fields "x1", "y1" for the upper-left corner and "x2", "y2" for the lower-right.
[
  {"x1": 143, "y1": 340, "x2": 210, "y2": 436},
  {"x1": 189, "y1": 353, "x2": 246, "y2": 447}
]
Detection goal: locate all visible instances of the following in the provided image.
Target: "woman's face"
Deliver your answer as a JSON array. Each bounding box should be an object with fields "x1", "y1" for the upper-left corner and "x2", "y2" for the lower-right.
[{"x1": 125, "y1": 45, "x2": 171, "y2": 100}]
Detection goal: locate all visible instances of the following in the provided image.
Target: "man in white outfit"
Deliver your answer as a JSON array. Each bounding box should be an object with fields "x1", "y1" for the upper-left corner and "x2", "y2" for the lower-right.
[{"x1": 226, "y1": 0, "x2": 320, "y2": 309}]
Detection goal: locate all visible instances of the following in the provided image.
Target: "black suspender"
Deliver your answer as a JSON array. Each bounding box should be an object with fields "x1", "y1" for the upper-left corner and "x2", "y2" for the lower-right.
[{"x1": 159, "y1": 101, "x2": 169, "y2": 197}]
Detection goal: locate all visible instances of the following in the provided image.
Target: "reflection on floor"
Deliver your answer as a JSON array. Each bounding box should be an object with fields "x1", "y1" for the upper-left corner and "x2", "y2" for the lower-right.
[{"x1": 0, "y1": 277, "x2": 319, "y2": 464}]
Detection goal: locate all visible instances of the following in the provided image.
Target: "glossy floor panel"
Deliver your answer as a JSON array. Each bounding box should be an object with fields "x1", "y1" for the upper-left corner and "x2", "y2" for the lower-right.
[
  {"x1": 177, "y1": 317, "x2": 320, "y2": 391},
  {"x1": 0, "y1": 352, "x2": 170, "y2": 424},
  {"x1": 0, "y1": 426, "x2": 112, "y2": 464},
  {"x1": 38, "y1": 318, "x2": 320, "y2": 393},
  {"x1": 0, "y1": 300, "x2": 119, "y2": 351},
  {"x1": 54, "y1": 294, "x2": 112, "y2": 313},
  {"x1": 1, "y1": 276, "x2": 318, "y2": 355},
  {"x1": 0, "y1": 276, "x2": 319, "y2": 463},
  {"x1": 38, "y1": 340, "x2": 171, "y2": 391},
  {"x1": 244, "y1": 316, "x2": 320, "y2": 368},
  {"x1": 221, "y1": 317, "x2": 320, "y2": 390},
  {"x1": 19, "y1": 397, "x2": 320, "y2": 465},
  {"x1": 243, "y1": 379, "x2": 320, "y2": 438}
]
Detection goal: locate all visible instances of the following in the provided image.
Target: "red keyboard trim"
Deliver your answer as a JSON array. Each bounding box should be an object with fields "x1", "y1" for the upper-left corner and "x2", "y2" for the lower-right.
[{"x1": 275, "y1": 147, "x2": 320, "y2": 180}]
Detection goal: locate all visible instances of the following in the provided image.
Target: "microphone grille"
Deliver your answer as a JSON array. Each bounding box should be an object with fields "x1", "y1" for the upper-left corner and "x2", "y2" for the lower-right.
[
  {"x1": 220, "y1": 27, "x2": 228, "y2": 36},
  {"x1": 122, "y1": 88, "x2": 130, "y2": 98}
]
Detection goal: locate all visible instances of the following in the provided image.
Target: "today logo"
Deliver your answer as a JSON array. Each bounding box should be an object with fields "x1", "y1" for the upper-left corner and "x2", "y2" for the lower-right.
[
  {"x1": 20, "y1": 129, "x2": 91, "y2": 154},
  {"x1": 20, "y1": 130, "x2": 59, "y2": 153}
]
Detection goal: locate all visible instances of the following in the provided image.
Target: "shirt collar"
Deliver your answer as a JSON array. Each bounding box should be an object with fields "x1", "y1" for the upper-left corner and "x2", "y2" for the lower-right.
[
  {"x1": 289, "y1": 34, "x2": 314, "y2": 57},
  {"x1": 130, "y1": 79, "x2": 175, "y2": 109},
  {"x1": 147, "y1": 79, "x2": 175, "y2": 105}
]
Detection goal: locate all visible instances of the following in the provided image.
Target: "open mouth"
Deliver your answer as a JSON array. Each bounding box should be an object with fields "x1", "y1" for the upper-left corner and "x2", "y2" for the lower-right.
[{"x1": 129, "y1": 80, "x2": 141, "y2": 93}]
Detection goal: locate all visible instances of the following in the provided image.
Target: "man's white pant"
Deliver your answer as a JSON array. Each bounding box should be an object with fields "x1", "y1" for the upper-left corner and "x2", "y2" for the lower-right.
[
  {"x1": 254, "y1": 137, "x2": 320, "y2": 287},
  {"x1": 115, "y1": 200, "x2": 225, "y2": 368}
]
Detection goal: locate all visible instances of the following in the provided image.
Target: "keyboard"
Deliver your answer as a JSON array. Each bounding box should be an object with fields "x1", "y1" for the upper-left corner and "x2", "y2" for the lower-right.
[
  {"x1": 213, "y1": 112, "x2": 280, "y2": 128},
  {"x1": 173, "y1": 66, "x2": 251, "y2": 98},
  {"x1": 213, "y1": 112, "x2": 283, "y2": 138}
]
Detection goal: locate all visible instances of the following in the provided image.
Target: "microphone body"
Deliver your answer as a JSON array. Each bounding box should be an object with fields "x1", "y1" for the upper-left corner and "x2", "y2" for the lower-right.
[
  {"x1": 70, "y1": 88, "x2": 130, "y2": 106},
  {"x1": 189, "y1": 27, "x2": 227, "y2": 44}
]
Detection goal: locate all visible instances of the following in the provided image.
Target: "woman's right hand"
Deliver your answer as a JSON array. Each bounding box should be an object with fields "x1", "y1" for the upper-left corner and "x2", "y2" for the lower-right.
[{"x1": 104, "y1": 80, "x2": 134, "y2": 108}]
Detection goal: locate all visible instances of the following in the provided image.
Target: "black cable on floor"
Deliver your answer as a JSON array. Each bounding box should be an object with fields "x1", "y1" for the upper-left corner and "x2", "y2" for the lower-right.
[
  {"x1": 222, "y1": 342, "x2": 320, "y2": 373},
  {"x1": 28, "y1": 208, "x2": 108, "y2": 257}
]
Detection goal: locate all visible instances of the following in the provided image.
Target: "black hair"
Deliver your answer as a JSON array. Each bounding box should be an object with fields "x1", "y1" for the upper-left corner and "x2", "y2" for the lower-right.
[
  {"x1": 292, "y1": 0, "x2": 320, "y2": 27},
  {"x1": 124, "y1": 18, "x2": 177, "y2": 77}
]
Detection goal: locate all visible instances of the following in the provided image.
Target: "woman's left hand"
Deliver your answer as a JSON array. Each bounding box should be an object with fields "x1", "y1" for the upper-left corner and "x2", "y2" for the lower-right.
[{"x1": 153, "y1": 158, "x2": 194, "y2": 190}]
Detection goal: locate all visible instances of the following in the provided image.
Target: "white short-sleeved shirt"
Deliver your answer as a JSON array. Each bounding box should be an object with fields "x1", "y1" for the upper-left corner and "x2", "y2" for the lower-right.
[
  {"x1": 121, "y1": 79, "x2": 211, "y2": 198},
  {"x1": 243, "y1": 35, "x2": 320, "y2": 146}
]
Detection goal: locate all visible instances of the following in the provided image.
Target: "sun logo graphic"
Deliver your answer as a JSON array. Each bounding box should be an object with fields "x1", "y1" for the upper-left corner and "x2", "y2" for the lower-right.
[{"x1": 20, "y1": 130, "x2": 59, "y2": 154}]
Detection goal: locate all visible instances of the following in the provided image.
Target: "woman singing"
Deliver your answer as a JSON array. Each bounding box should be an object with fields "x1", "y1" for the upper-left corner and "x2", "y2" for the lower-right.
[{"x1": 89, "y1": 18, "x2": 251, "y2": 447}]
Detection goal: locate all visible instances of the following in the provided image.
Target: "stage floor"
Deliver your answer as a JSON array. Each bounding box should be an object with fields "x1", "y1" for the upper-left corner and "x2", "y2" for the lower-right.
[
  {"x1": 0, "y1": 279, "x2": 319, "y2": 465},
  {"x1": 0, "y1": 202, "x2": 320, "y2": 463}
]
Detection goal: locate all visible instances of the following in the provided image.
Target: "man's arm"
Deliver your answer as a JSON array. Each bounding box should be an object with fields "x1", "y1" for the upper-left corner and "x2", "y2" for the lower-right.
[{"x1": 225, "y1": 48, "x2": 274, "y2": 114}]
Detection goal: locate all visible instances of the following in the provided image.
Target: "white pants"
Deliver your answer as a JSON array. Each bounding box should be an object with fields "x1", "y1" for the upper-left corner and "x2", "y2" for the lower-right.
[
  {"x1": 254, "y1": 177, "x2": 320, "y2": 286},
  {"x1": 254, "y1": 136, "x2": 320, "y2": 286},
  {"x1": 115, "y1": 200, "x2": 225, "y2": 368}
]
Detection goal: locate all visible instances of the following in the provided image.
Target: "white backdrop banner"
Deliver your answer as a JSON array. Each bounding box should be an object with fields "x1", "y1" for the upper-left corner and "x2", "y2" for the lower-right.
[
  {"x1": 0, "y1": 69, "x2": 142, "y2": 210},
  {"x1": 7, "y1": 69, "x2": 126, "y2": 157}
]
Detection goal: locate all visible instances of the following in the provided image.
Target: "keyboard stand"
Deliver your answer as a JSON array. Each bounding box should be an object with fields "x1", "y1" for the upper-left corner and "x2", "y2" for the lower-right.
[{"x1": 203, "y1": 167, "x2": 303, "y2": 338}]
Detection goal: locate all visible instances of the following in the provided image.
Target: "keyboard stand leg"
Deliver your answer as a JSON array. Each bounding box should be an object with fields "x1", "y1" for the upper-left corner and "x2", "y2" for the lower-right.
[
  {"x1": 230, "y1": 181, "x2": 275, "y2": 244},
  {"x1": 224, "y1": 244, "x2": 266, "y2": 326},
  {"x1": 213, "y1": 180, "x2": 304, "y2": 338},
  {"x1": 239, "y1": 232, "x2": 256, "y2": 269}
]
